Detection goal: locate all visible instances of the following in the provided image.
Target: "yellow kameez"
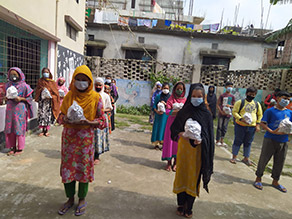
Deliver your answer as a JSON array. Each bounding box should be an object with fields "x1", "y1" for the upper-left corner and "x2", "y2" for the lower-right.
[{"x1": 173, "y1": 137, "x2": 202, "y2": 197}]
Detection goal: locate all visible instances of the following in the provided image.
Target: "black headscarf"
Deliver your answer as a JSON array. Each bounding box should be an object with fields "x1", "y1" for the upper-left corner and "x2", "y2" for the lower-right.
[
  {"x1": 207, "y1": 86, "x2": 217, "y2": 119},
  {"x1": 170, "y1": 83, "x2": 214, "y2": 193}
]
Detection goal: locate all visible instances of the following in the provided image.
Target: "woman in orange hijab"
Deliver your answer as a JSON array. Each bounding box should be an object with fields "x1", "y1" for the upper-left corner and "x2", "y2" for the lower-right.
[
  {"x1": 58, "y1": 65, "x2": 107, "y2": 216},
  {"x1": 35, "y1": 68, "x2": 60, "y2": 136}
]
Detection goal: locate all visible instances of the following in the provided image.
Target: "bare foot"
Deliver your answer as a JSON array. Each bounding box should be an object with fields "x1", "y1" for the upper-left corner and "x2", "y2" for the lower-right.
[
  {"x1": 165, "y1": 164, "x2": 171, "y2": 172},
  {"x1": 7, "y1": 150, "x2": 15, "y2": 156},
  {"x1": 94, "y1": 159, "x2": 100, "y2": 165},
  {"x1": 38, "y1": 132, "x2": 44, "y2": 137},
  {"x1": 44, "y1": 132, "x2": 50, "y2": 137},
  {"x1": 14, "y1": 150, "x2": 23, "y2": 155}
]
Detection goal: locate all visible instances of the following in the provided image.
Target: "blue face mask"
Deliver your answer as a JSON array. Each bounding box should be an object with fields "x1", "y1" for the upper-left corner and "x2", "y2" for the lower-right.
[
  {"x1": 191, "y1": 97, "x2": 203, "y2": 107},
  {"x1": 226, "y1": 87, "x2": 232, "y2": 93},
  {"x1": 43, "y1": 73, "x2": 50, "y2": 78},
  {"x1": 279, "y1": 99, "x2": 290, "y2": 107}
]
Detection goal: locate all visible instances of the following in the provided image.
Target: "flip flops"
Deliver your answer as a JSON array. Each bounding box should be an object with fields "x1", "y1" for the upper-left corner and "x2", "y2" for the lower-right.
[
  {"x1": 272, "y1": 184, "x2": 287, "y2": 193},
  {"x1": 242, "y1": 159, "x2": 252, "y2": 166},
  {"x1": 253, "y1": 182, "x2": 263, "y2": 190},
  {"x1": 75, "y1": 202, "x2": 87, "y2": 216},
  {"x1": 58, "y1": 202, "x2": 74, "y2": 215},
  {"x1": 229, "y1": 159, "x2": 236, "y2": 164}
]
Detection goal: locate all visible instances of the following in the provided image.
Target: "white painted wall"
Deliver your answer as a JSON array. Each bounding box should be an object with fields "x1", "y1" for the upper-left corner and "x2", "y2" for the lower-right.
[{"x1": 87, "y1": 27, "x2": 266, "y2": 70}]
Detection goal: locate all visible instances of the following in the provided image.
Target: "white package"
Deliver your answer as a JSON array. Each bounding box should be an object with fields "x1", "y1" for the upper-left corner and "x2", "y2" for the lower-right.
[
  {"x1": 41, "y1": 88, "x2": 52, "y2": 99},
  {"x1": 223, "y1": 106, "x2": 232, "y2": 115},
  {"x1": 183, "y1": 118, "x2": 202, "y2": 141},
  {"x1": 157, "y1": 102, "x2": 166, "y2": 113},
  {"x1": 67, "y1": 101, "x2": 86, "y2": 122},
  {"x1": 243, "y1": 112, "x2": 252, "y2": 125},
  {"x1": 278, "y1": 118, "x2": 292, "y2": 134},
  {"x1": 59, "y1": 89, "x2": 65, "y2": 98},
  {"x1": 6, "y1": 86, "x2": 18, "y2": 99},
  {"x1": 173, "y1": 102, "x2": 184, "y2": 110}
]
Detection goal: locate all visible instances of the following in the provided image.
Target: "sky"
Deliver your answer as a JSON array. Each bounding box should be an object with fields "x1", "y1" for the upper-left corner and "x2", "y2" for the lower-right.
[{"x1": 183, "y1": 0, "x2": 292, "y2": 31}]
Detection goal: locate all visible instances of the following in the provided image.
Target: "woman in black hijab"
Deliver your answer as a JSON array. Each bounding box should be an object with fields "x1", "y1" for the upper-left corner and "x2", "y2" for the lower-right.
[
  {"x1": 171, "y1": 83, "x2": 214, "y2": 218},
  {"x1": 207, "y1": 85, "x2": 217, "y2": 119}
]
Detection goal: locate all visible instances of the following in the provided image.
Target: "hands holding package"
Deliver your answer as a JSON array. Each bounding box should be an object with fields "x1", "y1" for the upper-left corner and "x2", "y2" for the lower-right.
[
  {"x1": 6, "y1": 86, "x2": 26, "y2": 103},
  {"x1": 179, "y1": 119, "x2": 202, "y2": 145}
]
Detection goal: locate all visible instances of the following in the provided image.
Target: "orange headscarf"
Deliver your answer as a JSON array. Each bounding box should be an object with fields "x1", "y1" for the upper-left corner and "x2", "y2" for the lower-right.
[{"x1": 61, "y1": 65, "x2": 100, "y2": 129}]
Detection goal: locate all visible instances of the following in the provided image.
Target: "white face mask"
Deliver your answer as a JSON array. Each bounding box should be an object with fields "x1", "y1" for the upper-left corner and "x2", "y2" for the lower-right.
[
  {"x1": 105, "y1": 79, "x2": 111, "y2": 84},
  {"x1": 162, "y1": 89, "x2": 169, "y2": 94},
  {"x1": 43, "y1": 73, "x2": 50, "y2": 78},
  {"x1": 75, "y1": 80, "x2": 89, "y2": 91}
]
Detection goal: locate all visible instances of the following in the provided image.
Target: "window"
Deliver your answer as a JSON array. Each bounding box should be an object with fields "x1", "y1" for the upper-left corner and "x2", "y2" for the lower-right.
[
  {"x1": 212, "y1": 43, "x2": 218, "y2": 50},
  {"x1": 275, "y1": 41, "x2": 285, "y2": 59},
  {"x1": 131, "y1": 0, "x2": 136, "y2": 9},
  {"x1": 125, "y1": 50, "x2": 156, "y2": 60},
  {"x1": 202, "y1": 56, "x2": 230, "y2": 70},
  {"x1": 66, "y1": 23, "x2": 77, "y2": 41},
  {"x1": 86, "y1": 46, "x2": 104, "y2": 57},
  {"x1": 7, "y1": 37, "x2": 41, "y2": 89},
  {"x1": 88, "y1": 34, "x2": 95, "y2": 41},
  {"x1": 138, "y1": 37, "x2": 145, "y2": 44}
]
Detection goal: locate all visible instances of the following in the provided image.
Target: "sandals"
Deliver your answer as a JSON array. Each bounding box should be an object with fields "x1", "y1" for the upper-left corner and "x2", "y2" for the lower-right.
[
  {"x1": 184, "y1": 211, "x2": 193, "y2": 218},
  {"x1": 14, "y1": 150, "x2": 23, "y2": 155},
  {"x1": 38, "y1": 132, "x2": 44, "y2": 137},
  {"x1": 75, "y1": 202, "x2": 87, "y2": 216},
  {"x1": 58, "y1": 202, "x2": 74, "y2": 215},
  {"x1": 272, "y1": 184, "x2": 287, "y2": 193},
  {"x1": 229, "y1": 159, "x2": 236, "y2": 164},
  {"x1": 242, "y1": 159, "x2": 252, "y2": 166},
  {"x1": 172, "y1": 165, "x2": 177, "y2": 172},
  {"x1": 165, "y1": 165, "x2": 172, "y2": 172},
  {"x1": 253, "y1": 182, "x2": 263, "y2": 190},
  {"x1": 44, "y1": 132, "x2": 50, "y2": 137},
  {"x1": 7, "y1": 150, "x2": 15, "y2": 156},
  {"x1": 176, "y1": 206, "x2": 184, "y2": 216}
]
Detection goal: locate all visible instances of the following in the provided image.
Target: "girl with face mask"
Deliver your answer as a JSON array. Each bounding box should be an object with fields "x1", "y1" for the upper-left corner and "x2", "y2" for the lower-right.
[
  {"x1": 149, "y1": 81, "x2": 162, "y2": 124},
  {"x1": 161, "y1": 82, "x2": 186, "y2": 172},
  {"x1": 170, "y1": 83, "x2": 214, "y2": 218},
  {"x1": 151, "y1": 82, "x2": 171, "y2": 149},
  {"x1": 93, "y1": 77, "x2": 113, "y2": 165},
  {"x1": 56, "y1": 77, "x2": 69, "y2": 107},
  {"x1": 5, "y1": 67, "x2": 33, "y2": 156},
  {"x1": 58, "y1": 65, "x2": 107, "y2": 216},
  {"x1": 35, "y1": 68, "x2": 60, "y2": 137}
]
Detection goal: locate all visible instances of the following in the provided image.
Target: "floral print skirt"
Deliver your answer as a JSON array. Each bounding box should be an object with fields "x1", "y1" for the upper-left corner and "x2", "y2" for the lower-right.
[{"x1": 60, "y1": 127, "x2": 94, "y2": 183}]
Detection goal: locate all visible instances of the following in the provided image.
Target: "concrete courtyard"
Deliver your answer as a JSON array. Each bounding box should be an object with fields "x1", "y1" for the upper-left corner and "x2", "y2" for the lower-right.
[{"x1": 0, "y1": 123, "x2": 292, "y2": 219}]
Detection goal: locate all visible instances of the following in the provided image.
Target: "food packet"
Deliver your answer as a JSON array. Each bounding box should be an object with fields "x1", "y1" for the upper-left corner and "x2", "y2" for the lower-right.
[
  {"x1": 59, "y1": 89, "x2": 65, "y2": 98},
  {"x1": 223, "y1": 106, "x2": 232, "y2": 115},
  {"x1": 278, "y1": 118, "x2": 292, "y2": 134},
  {"x1": 183, "y1": 118, "x2": 202, "y2": 141},
  {"x1": 67, "y1": 101, "x2": 86, "y2": 122},
  {"x1": 172, "y1": 102, "x2": 184, "y2": 110},
  {"x1": 6, "y1": 86, "x2": 18, "y2": 99},
  {"x1": 41, "y1": 88, "x2": 52, "y2": 99},
  {"x1": 158, "y1": 102, "x2": 166, "y2": 113},
  {"x1": 243, "y1": 112, "x2": 252, "y2": 125}
]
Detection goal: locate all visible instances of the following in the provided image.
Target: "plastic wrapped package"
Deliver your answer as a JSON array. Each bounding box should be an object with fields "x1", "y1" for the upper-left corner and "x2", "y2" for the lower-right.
[
  {"x1": 183, "y1": 118, "x2": 202, "y2": 141},
  {"x1": 59, "y1": 89, "x2": 65, "y2": 98},
  {"x1": 6, "y1": 86, "x2": 18, "y2": 99},
  {"x1": 67, "y1": 101, "x2": 86, "y2": 122},
  {"x1": 172, "y1": 102, "x2": 184, "y2": 110},
  {"x1": 243, "y1": 112, "x2": 252, "y2": 125},
  {"x1": 278, "y1": 118, "x2": 292, "y2": 134},
  {"x1": 41, "y1": 88, "x2": 52, "y2": 99},
  {"x1": 157, "y1": 102, "x2": 166, "y2": 113},
  {"x1": 223, "y1": 106, "x2": 232, "y2": 116}
]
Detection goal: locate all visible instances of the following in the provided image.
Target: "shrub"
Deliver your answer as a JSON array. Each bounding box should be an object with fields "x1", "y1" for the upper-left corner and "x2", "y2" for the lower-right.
[{"x1": 117, "y1": 104, "x2": 151, "y2": 116}]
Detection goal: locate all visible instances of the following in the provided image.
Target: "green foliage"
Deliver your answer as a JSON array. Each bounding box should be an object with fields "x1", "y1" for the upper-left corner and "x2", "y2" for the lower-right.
[
  {"x1": 270, "y1": 0, "x2": 292, "y2": 5},
  {"x1": 117, "y1": 104, "x2": 151, "y2": 116},
  {"x1": 149, "y1": 71, "x2": 189, "y2": 88},
  {"x1": 266, "y1": 18, "x2": 292, "y2": 42}
]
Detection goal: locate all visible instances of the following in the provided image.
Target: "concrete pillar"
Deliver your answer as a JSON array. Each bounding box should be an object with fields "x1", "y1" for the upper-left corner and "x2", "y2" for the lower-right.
[
  {"x1": 93, "y1": 56, "x2": 101, "y2": 77},
  {"x1": 280, "y1": 69, "x2": 288, "y2": 90},
  {"x1": 191, "y1": 64, "x2": 201, "y2": 83}
]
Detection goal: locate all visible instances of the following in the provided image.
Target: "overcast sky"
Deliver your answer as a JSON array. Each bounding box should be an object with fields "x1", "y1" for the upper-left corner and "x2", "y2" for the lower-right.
[{"x1": 183, "y1": 0, "x2": 292, "y2": 30}]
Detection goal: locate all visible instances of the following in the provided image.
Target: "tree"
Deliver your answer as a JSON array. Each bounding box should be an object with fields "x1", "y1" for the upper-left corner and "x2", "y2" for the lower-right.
[{"x1": 266, "y1": 0, "x2": 292, "y2": 42}]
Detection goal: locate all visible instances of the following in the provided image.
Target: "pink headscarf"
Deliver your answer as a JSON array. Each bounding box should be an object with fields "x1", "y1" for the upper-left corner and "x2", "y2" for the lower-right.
[
  {"x1": 166, "y1": 82, "x2": 187, "y2": 110},
  {"x1": 56, "y1": 77, "x2": 68, "y2": 95}
]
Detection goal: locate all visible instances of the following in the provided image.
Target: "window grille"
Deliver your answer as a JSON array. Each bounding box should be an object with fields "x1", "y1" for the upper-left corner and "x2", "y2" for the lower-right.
[
  {"x1": 0, "y1": 20, "x2": 48, "y2": 89},
  {"x1": 66, "y1": 23, "x2": 77, "y2": 41}
]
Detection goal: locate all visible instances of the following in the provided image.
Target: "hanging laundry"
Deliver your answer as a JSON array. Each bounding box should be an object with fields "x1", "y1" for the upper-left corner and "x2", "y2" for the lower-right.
[
  {"x1": 94, "y1": 9, "x2": 119, "y2": 24},
  {"x1": 210, "y1": 23, "x2": 220, "y2": 32},
  {"x1": 94, "y1": 9, "x2": 103, "y2": 23},
  {"x1": 186, "y1": 24, "x2": 194, "y2": 29},
  {"x1": 194, "y1": 25, "x2": 202, "y2": 30},
  {"x1": 137, "y1": 19, "x2": 144, "y2": 26},
  {"x1": 165, "y1": 20, "x2": 172, "y2": 26},
  {"x1": 203, "y1": 24, "x2": 211, "y2": 31},
  {"x1": 152, "y1": 19, "x2": 158, "y2": 27},
  {"x1": 128, "y1": 18, "x2": 137, "y2": 26},
  {"x1": 144, "y1": 20, "x2": 152, "y2": 28},
  {"x1": 118, "y1": 16, "x2": 129, "y2": 26}
]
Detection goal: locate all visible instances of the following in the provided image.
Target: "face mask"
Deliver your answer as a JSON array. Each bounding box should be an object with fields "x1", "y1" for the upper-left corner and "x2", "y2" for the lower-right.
[
  {"x1": 105, "y1": 79, "x2": 111, "y2": 84},
  {"x1": 279, "y1": 99, "x2": 290, "y2": 107},
  {"x1": 75, "y1": 80, "x2": 89, "y2": 91},
  {"x1": 226, "y1": 87, "x2": 232, "y2": 93},
  {"x1": 10, "y1": 75, "x2": 19, "y2": 82},
  {"x1": 191, "y1": 97, "x2": 203, "y2": 107},
  {"x1": 162, "y1": 89, "x2": 169, "y2": 95},
  {"x1": 95, "y1": 87, "x2": 102, "y2": 92},
  {"x1": 157, "y1": 87, "x2": 162, "y2": 91},
  {"x1": 246, "y1": 95, "x2": 255, "y2": 102},
  {"x1": 43, "y1": 73, "x2": 50, "y2": 78},
  {"x1": 176, "y1": 89, "x2": 183, "y2": 96}
]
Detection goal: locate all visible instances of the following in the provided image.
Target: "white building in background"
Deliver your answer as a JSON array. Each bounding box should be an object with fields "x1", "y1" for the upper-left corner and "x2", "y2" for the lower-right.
[{"x1": 0, "y1": 0, "x2": 87, "y2": 141}]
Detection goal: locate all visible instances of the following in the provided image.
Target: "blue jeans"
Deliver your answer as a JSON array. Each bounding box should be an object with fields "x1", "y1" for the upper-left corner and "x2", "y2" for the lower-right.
[
  {"x1": 216, "y1": 116, "x2": 230, "y2": 141},
  {"x1": 232, "y1": 123, "x2": 256, "y2": 158}
]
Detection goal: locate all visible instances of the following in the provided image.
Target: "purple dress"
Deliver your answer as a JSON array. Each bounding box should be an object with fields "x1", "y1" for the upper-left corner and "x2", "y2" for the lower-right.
[{"x1": 5, "y1": 67, "x2": 33, "y2": 136}]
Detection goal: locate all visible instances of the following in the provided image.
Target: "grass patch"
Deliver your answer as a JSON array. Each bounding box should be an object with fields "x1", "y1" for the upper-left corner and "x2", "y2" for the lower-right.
[
  {"x1": 141, "y1": 126, "x2": 153, "y2": 131},
  {"x1": 116, "y1": 120, "x2": 130, "y2": 129}
]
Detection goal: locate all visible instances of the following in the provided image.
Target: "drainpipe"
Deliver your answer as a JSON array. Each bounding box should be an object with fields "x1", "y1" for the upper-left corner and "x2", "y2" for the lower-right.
[{"x1": 54, "y1": 0, "x2": 59, "y2": 79}]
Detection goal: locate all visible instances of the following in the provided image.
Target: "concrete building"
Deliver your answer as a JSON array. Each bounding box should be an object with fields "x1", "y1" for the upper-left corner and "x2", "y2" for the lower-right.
[
  {"x1": 0, "y1": 0, "x2": 87, "y2": 144},
  {"x1": 86, "y1": 23, "x2": 274, "y2": 71}
]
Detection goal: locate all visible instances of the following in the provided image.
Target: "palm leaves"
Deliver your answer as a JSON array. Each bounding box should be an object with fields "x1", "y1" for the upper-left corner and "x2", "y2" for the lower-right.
[{"x1": 270, "y1": 0, "x2": 292, "y2": 4}]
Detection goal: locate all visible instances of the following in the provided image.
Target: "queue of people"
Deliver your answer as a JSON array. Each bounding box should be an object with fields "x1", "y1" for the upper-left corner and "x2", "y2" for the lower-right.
[{"x1": 3, "y1": 65, "x2": 292, "y2": 217}]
